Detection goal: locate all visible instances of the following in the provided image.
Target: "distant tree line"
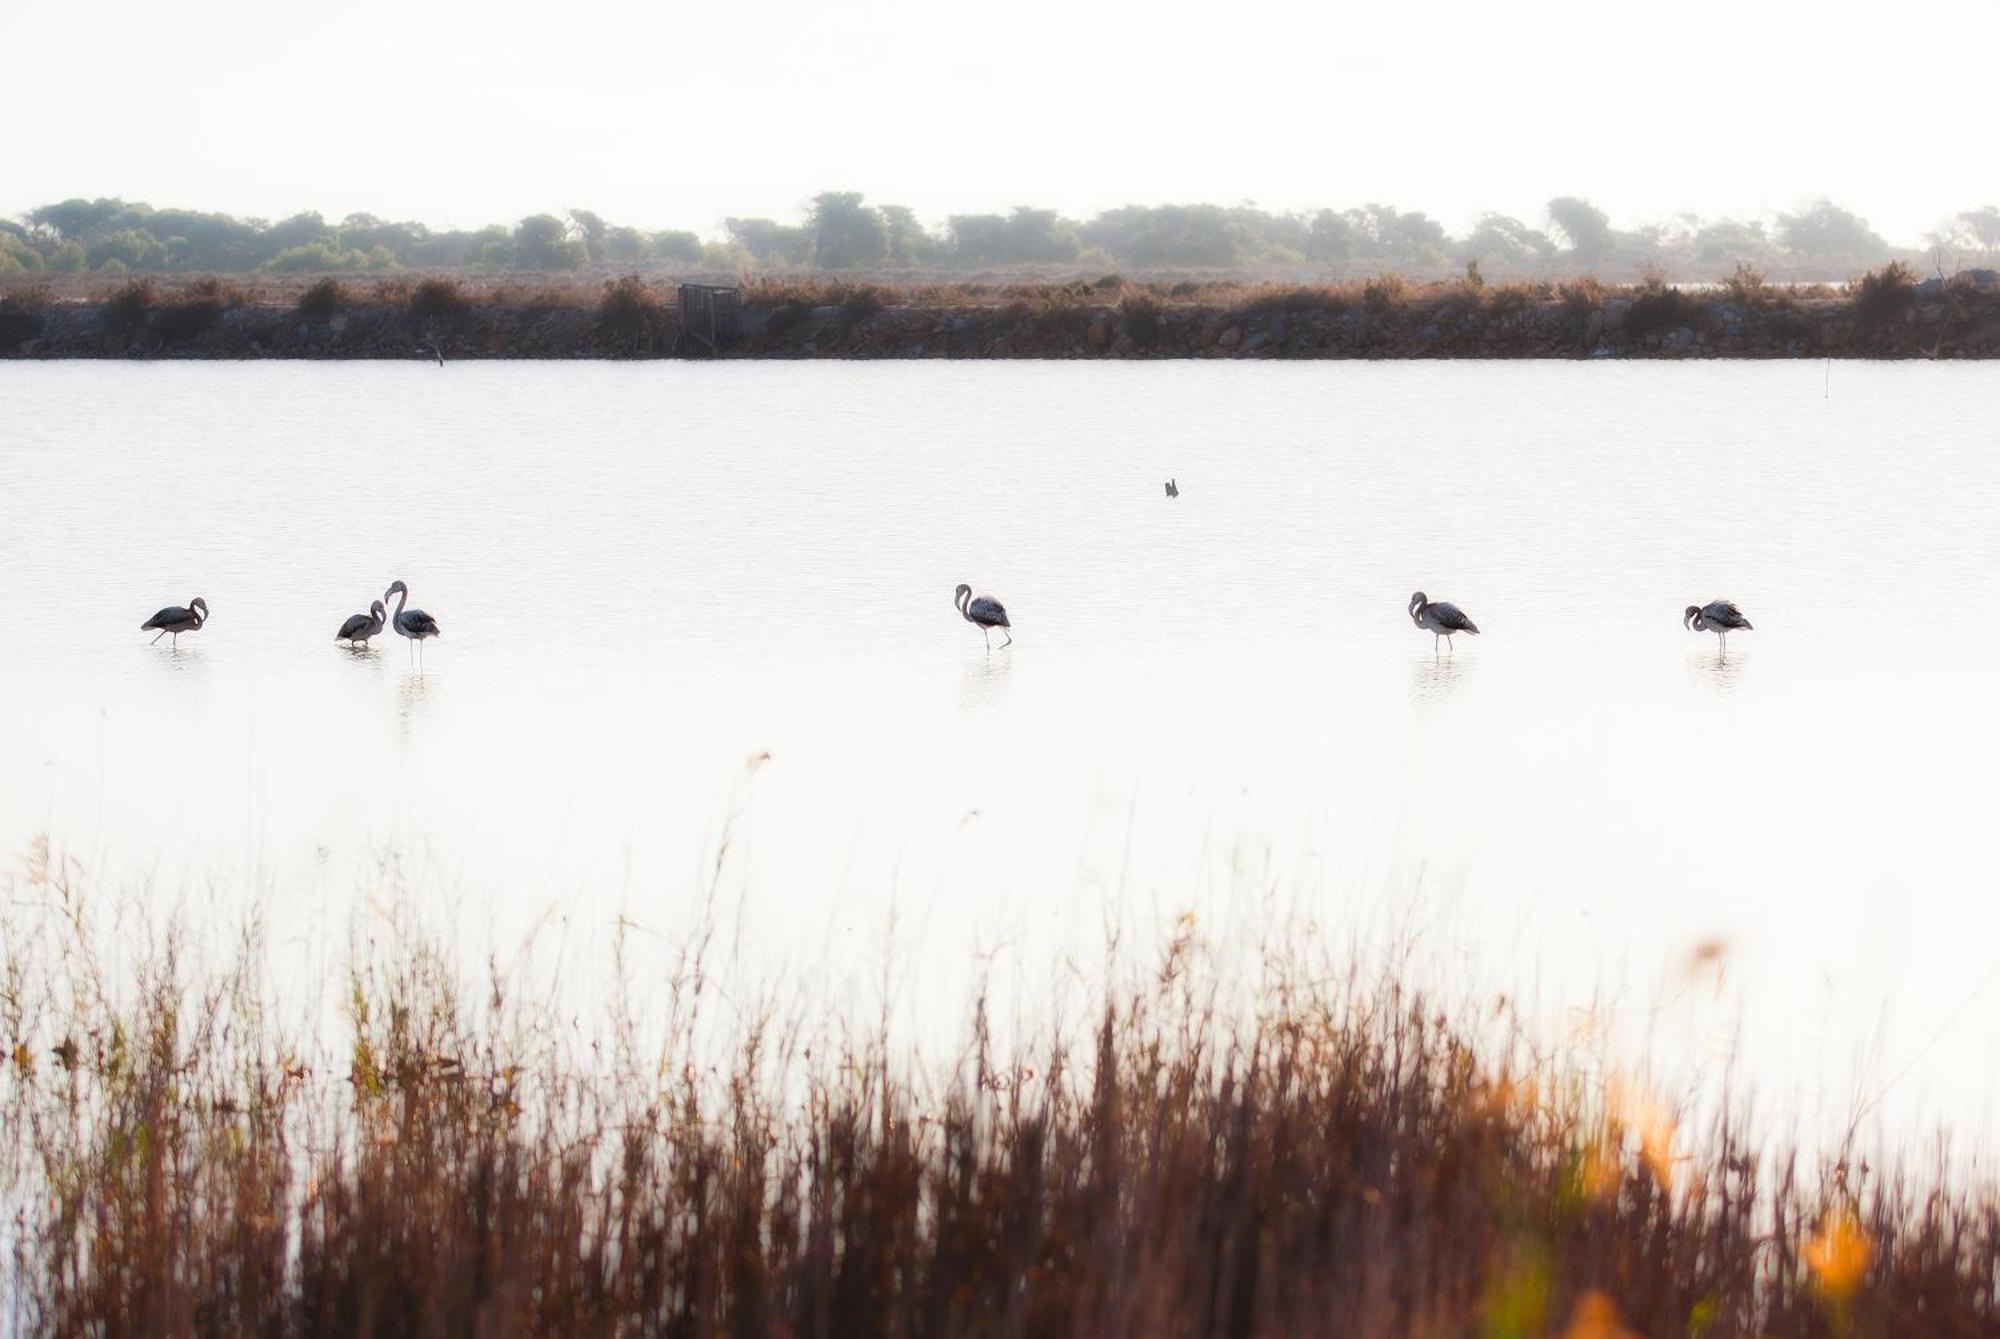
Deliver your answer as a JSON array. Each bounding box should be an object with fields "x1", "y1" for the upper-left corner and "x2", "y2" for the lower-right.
[{"x1": 5, "y1": 193, "x2": 1998, "y2": 279}]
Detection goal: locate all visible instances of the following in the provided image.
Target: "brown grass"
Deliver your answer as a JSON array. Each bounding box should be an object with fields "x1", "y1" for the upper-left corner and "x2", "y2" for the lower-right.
[
  {"x1": 296, "y1": 277, "x2": 350, "y2": 322},
  {"x1": 99, "y1": 278, "x2": 157, "y2": 338},
  {"x1": 1723, "y1": 262, "x2": 1773, "y2": 307},
  {"x1": 6, "y1": 879, "x2": 2000, "y2": 1337},
  {"x1": 153, "y1": 277, "x2": 239, "y2": 343},
  {"x1": 408, "y1": 277, "x2": 471, "y2": 324},
  {"x1": 0, "y1": 287, "x2": 47, "y2": 350},
  {"x1": 2, "y1": 268, "x2": 1981, "y2": 359},
  {"x1": 1852, "y1": 261, "x2": 1920, "y2": 327},
  {"x1": 1361, "y1": 273, "x2": 1412, "y2": 314}
]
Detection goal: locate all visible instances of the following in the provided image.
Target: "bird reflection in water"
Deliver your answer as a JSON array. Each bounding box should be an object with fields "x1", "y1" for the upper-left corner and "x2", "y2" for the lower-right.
[
  {"x1": 1409, "y1": 651, "x2": 1473, "y2": 703},
  {"x1": 147, "y1": 642, "x2": 209, "y2": 680},
  {"x1": 1692, "y1": 646, "x2": 1747, "y2": 695},
  {"x1": 959, "y1": 649, "x2": 1014, "y2": 715},
  {"x1": 395, "y1": 670, "x2": 436, "y2": 738}
]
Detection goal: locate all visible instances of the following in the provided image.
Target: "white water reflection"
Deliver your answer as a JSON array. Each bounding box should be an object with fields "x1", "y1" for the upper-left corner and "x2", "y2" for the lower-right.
[{"x1": 3, "y1": 359, "x2": 2000, "y2": 1153}]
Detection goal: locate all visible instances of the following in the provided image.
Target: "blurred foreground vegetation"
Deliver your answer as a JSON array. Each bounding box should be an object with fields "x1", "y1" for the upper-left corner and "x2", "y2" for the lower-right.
[{"x1": 3, "y1": 859, "x2": 1996, "y2": 1336}]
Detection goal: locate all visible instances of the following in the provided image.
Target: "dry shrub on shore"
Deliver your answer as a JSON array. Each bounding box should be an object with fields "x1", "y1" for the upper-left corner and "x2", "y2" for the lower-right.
[
  {"x1": 839, "y1": 284, "x2": 885, "y2": 324},
  {"x1": 596, "y1": 274, "x2": 663, "y2": 338},
  {"x1": 367, "y1": 276, "x2": 413, "y2": 307},
  {"x1": 0, "y1": 287, "x2": 47, "y2": 350},
  {"x1": 1485, "y1": 280, "x2": 1551, "y2": 315},
  {"x1": 7, "y1": 890, "x2": 2000, "y2": 1337},
  {"x1": 1237, "y1": 283, "x2": 1357, "y2": 318},
  {"x1": 100, "y1": 278, "x2": 157, "y2": 338},
  {"x1": 1852, "y1": 260, "x2": 1920, "y2": 326},
  {"x1": 295, "y1": 277, "x2": 349, "y2": 322},
  {"x1": 408, "y1": 277, "x2": 470, "y2": 324},
  {"x1": 1362, "y1": 273, "x2": 1411, "y2": 314},
  {"x1": 1623, "y1": 266, "x2": 1702, "y2": 338},
  {"x1": 1560, "y1": 276, "x2": 1607, "y2": 313},
  {"x1": 154, "y1": 277, "x2": 238, "y2": 343},
  {"x1": 1117, "y1": 292, "x2": 1162, "y2": 344},
  {"x1": 1724, "y1": 261, "x2": 1772, "y2": 306}
]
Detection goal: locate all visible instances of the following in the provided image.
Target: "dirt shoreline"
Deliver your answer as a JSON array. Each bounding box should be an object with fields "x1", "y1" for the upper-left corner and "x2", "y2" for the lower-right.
[{"x1": 6, "y1": 277, "x2": 1999, "y2": 360}]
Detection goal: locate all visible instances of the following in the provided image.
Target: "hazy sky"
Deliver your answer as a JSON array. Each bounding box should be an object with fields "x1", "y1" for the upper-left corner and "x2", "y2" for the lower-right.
[{"x1": 7, "y1": 0, "x2": 1994, "y2": 243}]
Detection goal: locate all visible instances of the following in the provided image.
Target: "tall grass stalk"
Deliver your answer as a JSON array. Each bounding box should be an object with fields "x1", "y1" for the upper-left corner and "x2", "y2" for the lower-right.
[{"x1": 3, "y1": 873, "x2": 1998, "y2": 1335}]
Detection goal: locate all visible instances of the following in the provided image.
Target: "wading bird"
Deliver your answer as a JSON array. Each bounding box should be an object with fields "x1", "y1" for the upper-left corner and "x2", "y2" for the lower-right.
[
  {"x1": 336, "y1": 599, "x2": 388, "y2": 648},
  {"x1": 141, "y1": 597, "x2": 208, "y2": 647},
  {"x1": 1410, "y1": 591, "x2": 1479, "y2": 654},
  {"x1": 954, "y1": 583, "x2": 1012, "y2": 650},
  {"x1": 1164, "y1": 478, "x2": 1179, "y2": 498},
  {"x1": 385, "y1": 580, "x2": 441, "y2": 664},
  {"x1": 1685, "y1": 600, "x2": 1752, "y2": 652}
]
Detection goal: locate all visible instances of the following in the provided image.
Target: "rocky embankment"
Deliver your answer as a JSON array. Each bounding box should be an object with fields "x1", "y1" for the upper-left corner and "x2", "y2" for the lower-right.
[{"x1": 6, "y1": 272, "x2": 2000, "y2": 359}]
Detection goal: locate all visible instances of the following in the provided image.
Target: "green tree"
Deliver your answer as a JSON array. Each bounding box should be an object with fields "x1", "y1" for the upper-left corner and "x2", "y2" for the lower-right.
[
  {"x1": 807, "y1": 191, "x2": 887, "y2": 268},
  {"x1": 603, "y1": 226, "x2": 648, "y2": 262},
  {"x1": 0, "y1": 233, "x2": 41, "y2": 274},
  {"x1": 1343, "y1": 204, "x2": 1447, "y2": 265},
  {"x1": 1083, "y1": 204, "x2": 1243, "y2": 266},
  {"x1": 1936, "y1": 206, "x2": 2000, "y2": 256},
  {"x1": 725, "y1": 217, "x2": 809, "y2": 264},
  {"x1": 648, "y1": 231, "x2": 703, "y2": 265},
  {"x1": 86, "y1": 229, "x2": 169, "y2": 271},
  {"x1": 338, "y1": 214, "x2": 429, "y2": 262},
  {"x1": 569, "y1": 210, "x2": 608, "y2": 264},
  {"x1": 879, "y1": 205, "x2": 935, "y2": 265},
  {"x1": 266, "y1": 240, "x2": 371, "y2": 272},
  {"x1": 1776, "y1": 200, "x2": 1886, "y2": 262},
  {"x1": 1546, "y1": 197, "x2": 1614, "y2": 261},
  {"x1": 513, "y1": 214, "x2": 584, "y2": 269},
  {"x1": 26, "y1": 197, "x2": 127, "y2": 241},
  {"x1": 948, "y1": 208, "x2": 1082, "y2": 264},
  {"x1": 1692, "y1": 218, "x2": 1773, "y2": 264},
  {"x1": 1459, "y1": 214, "x2": 1556, "y2": 266},
  {"x1": 1307, "y1": 209, "x2": 1354, "y2": 263}
]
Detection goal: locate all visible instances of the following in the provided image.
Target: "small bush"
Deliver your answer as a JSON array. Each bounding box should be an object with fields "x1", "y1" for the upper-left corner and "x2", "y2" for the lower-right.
[
  {"x1": 1722, "y1": 261, "x2": 1769, "y2": 306},
  {"x1": 0, "y1": 289, "x2": 48, "y2": 351},
  {"x1": 296, "y1": 277, "x2": 349, "y2": 322},
  {"x1": 596, "y1": 275, "x2": 662, "y2": 337},
  {"x1": 503, "y1": 284, "x2": 572, "y2": 316},
  {"x1": 1852, "y1": 260, "x2": 1918, "y2": 326},
  {"x1": 408, "y1": 277, "x2": 469, "y2": 324},
  {"x1": 1487, "y1": 282, "x2": 1543, "y2": 315},
  {"x1": 266, "y1": 240, "x2": 370, "y2": 273},
  {"x1": 1117, "y1": 292, "x2": 1161, "y2": 343},
  {"x1": 1241, "y1": 284, "x2": 1353, "y2": 317},
  {"x1": 1362, "y1": 273, "x2": 1409, "y2": 314},
  {"x1": 100, "y1": 279, "x2": 156, "y2": 338},
  {"x1": 1625, "y1": 286, "x2": 1698, "y2": 338},
  {"x1": 1560, "y1": 276, "x2": 1606, "y2": 312},
  {"x1": 764, "y1": 301, "x2": 812, "y2": 337},
  {"x1": 155, "y1": 279, "x2": 234, "y2": 343},
  {"x1": 840, "y1": 285, "x2": 884, "y2": 324}
]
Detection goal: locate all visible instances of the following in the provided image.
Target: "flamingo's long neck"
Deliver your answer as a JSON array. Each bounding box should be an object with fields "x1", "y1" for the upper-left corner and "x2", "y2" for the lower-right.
[
  {"x1": 390, "y1": 586, "x2": 409, "y2": 622},
  {"x1": 957, "y1": 589, "x2": 971, "y2": 620}
]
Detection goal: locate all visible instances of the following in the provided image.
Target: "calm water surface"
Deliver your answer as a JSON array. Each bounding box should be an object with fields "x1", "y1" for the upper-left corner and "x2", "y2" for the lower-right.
[{"x1": 3, "y1": 360, "x2": 1998, "y2": 1146}]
